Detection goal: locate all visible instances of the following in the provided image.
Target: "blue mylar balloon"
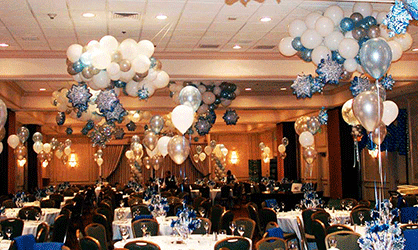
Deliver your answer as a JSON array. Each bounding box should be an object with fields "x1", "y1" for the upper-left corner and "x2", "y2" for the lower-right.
[
  {"x1": 72, "y1": 61, "x2": 84, "y2": 73},
  {"x1": 56, "y1": 112, "x2": 65, "y2": 126},
  {"x1": 402, "y1": 0, "x2": 418, "y2": 19},
  {"x1": 331, "y1": 51, "x2": 345, "y2": 64},
  {"x1": 360, "y1": 38, "x2": 392, "y2": 79},
  {"x1": 358, "y1": 37, "x2": 369, "y2": 48},
  {"x1": 364, "y1": 16, "x2": 377, "y2": 27},
  {"x1": 298, "y1": 48, "x2": 312, "y2": 62},
  {"x1": 340, "y1": 17, "x2": 355, "y2": 32},
  {"x1": 291, "y1": 37, "x2": 304, "y2": 51}
]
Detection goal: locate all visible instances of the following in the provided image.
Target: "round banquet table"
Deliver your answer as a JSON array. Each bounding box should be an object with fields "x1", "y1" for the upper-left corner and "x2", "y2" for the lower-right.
[
  {"x1": 2, "y1": 208, "x2": 60, "y2": 225},
  {"x1": 0, "y1": 240, "x2": 12, "y2": 249},
  {"x1": 114, "y1": 234, "x2": 252, "y2": 250},
  {"x1": 22, "y1": 220, "x2": 44, "y2": 236},
  {"x1": 114, "y1": 207, "x2": 132, "y2": 221},
  {"x1": 112, "y1": 216, "x2": 174, "y2": 240}
]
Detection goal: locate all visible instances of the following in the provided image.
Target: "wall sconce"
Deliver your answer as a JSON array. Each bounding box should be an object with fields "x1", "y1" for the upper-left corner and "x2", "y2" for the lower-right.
[
  {"x1": 368, "y1": 148, "x2": 379, "y2": 159},
  {"x1": 230, "y1": 151, "x2": 238, "y2": 164},
  {"x1": 17, "y1": 158, "x2": 26, "y2": 167},
  {"x1": 68, "y1": 153, "x2": 78, "y2": 168},
  {"x1": 42, "y1": 160, "x2": 49, "y2": 168}
]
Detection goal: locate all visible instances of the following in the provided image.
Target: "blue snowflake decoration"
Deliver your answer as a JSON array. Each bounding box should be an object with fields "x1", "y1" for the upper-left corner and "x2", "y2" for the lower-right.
[
  {"x1": 89, "y1": 123, "x2": 115, "y2": 147},
  {"x1": 66, "y1": 127, "x2": 73, "y2": 135},
  {"x1": 404, "y1": 0, "x2": 418, "y2": 19},
  {"x1": 126, "y1": 121, "x2": 137, "y2": 131},
  {"x1": 311, "y1": 77, "x2": 325, "y2": 94},
  {"x1": 206, "y1": 111, "x2": 217, "y2": 125},
  {"x1": 291, "y1": 74, "x2": 313, "y2": 99},
  {"x1": 138, "y1": 87, "x2": 149, "y2": 100},
  {"x1": 383, "y1": 1, "x2": 413, "y2": 37},
  {"x1": 81, "y1": 120, "x2": 95, "y2": 135},
  {"x1": 350, "y1": 75, "x2": 371, "y2": 97},
  {"x1": 66, "y1": 83, "x2": 92, "y2": 117},
  {"x1": 114, "y1": 127, "x2": 125, "y2": 139},
  {"x1": 318, "y1": 108, "x2": 328, "y2": 125},
  {"x1": 95, "y1": 89, "x2": 119, "y2": 113},
  {"x1": 316, "y1": 57, "x2": 343, "y2": 85},
  {"x1": 56, "y1": 112, "x2": 65, "y2": 126},
  {"x1": 223, "y1": 109, "x2": 239, "y2": 125},
  {"x1": 194, "y1": 116, "x2": 212, "y2": 136},
  {"x1": 103, "y1": 103, "x2": 127, "y2": 124},
  {"x1": 380, "y1": 75, "x2": 395, "y2": 91}
]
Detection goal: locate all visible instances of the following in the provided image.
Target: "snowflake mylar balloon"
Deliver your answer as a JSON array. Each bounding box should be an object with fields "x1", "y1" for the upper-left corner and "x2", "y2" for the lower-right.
[
  {"x1": 103, "y1": 103, "x2": 127, "y2": 124},
  {"x1": 95, "y1": 89, "x2": 119, "y2": 113},
  {"x1": 316, "y1": 57, "x2": 343, "y2": 85},
  {"x1": 350, "y1": 75, "x2": 371, "y2": 97},
  {"x1": 223, "y1": 109, "x2": 239, "y2": 125},
  {"x1": 138, "y1": 87, "x2": 149, "y2": 100},
  {"x1": 311, "y1": 77, "x2": 325, "y2": 94},
  {"x1": 318, "y1": 108, "x2": 328, "y2": 125},
  {"x1": 380, "y1": 75, "x2": 395, "y2": 91},
  {"x1": 126, "y1": 121, "x2": 137, "y2": 131},
  {"x1": 291, "y1": 74, "x2": 313, "y2": 99},
  {"x1": 383, "y1": 1, "x2": 413, "y2": 37},
  {"x1": 114, "y1": 127, "x2": 125, "y2": 139},
  {"x1": 194, "y1": 116, "x2": 212, "y2": 136},
  {"x1": 66, "y1": 83, "x2": 92, "y2": 117},
  {"x1": 89, "y1": 123, "x2": 115, "y2": 147},
  {"x1": 207, "y1": 111, "x2": 217, "y2": 125}
]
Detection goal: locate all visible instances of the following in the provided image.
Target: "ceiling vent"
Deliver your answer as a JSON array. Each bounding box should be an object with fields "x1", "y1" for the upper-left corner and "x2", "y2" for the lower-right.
[
  {"x1": 112, "y1": 12, "x2": 140, "y2": 20},
  {"x1": 198, "y1": 44, "x2": 220, "y2": 49},
  {"x1": 253, "y1": 45, "x2": 276, "y2": 50},
  {"x1": 21, "y1": 36, "x2": 39, "y2": 41}
]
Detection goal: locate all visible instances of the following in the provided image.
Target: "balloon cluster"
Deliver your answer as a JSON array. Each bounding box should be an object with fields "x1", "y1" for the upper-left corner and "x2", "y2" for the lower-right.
[
  {"x1": 259, "y1": 142, "x2": 271, "y2": 163},
  {"x1": 66, "y1": 36, "x2": 169, "y2": 100},
  {"x1": 277, "y1": 137, "x2": 289, "y2": 159},
  {"x1": 209, "y1": 141, "x2": 229, "y2": 181},
  {"x1": 32, "y1": 132, "x2": 73, "y2": 167},
  {"x1": 281, "y1": 3, "x2": 413, "y2": 94},
  {"x1": 0, "y1": 98, "x2": 7, "y2": 154},
  {"x1": 192, "y1": 145, "x2": 207, "y2": 163},
  {"x1": 93, "y1": 148, "x2": 103, "y2": 168},
  {"x1": 7, "y1": 126, "x2": 29, "y2": 167},
  {"x1": 383, "y1": 0, "x2": 418, "y2": 37}
]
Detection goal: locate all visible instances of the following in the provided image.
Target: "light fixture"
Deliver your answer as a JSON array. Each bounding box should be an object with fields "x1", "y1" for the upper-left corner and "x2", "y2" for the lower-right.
[
  {"x1": 82, "y1": 12, "x2": 95, "y2": 18},
  {"x1": 280, "y1": 87, "x2": 287, "y2": 91},
  {"x1": 39, "y1": 88, "x2": 46, "y2": 91},
  {"x1": 233, "y1": 44, "x2": 242, "y2": 49},
  {"x1": 368, "y1": 147, "x2": 379, "y2": 158},
  {"x1": 260, "y1": 17, "x2": 272, "y2": 22},
  {"x1": 245, "y1": 87, "x2": 252, "y2": 91},
  {"x1": 156, "y1": 14, "x2": 167, "y2": 20},
  {"x1": 42, "y1": 161, "x2": 49, "y2": 168},
  {"x1": 17, "y1": 158, "x2": 27, "y2": 167},
  {"x1": 412, "y1": 48, "x2": 418, "y2": 52},
  {"x1": 0, "y1": 43, "x2": 9, "y2": 47},
  {"x1": 68, "y1": 153, "x2": 78, "y2": 167},
  {"x1": 230, "y1": 151, "x2": 238, "y2": 164}
]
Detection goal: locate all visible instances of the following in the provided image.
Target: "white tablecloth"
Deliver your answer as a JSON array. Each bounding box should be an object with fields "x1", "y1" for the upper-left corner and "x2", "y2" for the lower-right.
[
  {"x1": 22, "y1": 220, "x2": 44, "y2": 236},
  {"x1": 112, "y1": 216, "x2": 175, "y2": 240},
  {"x1": 0, "y1": 240, "x2": 12, "y2": 249},
  {"x1": 23, "y1": 201, "x2": 40, "y2": 207},
  {"x1": 114, "y1": 207, "x2": 132, "y2": 221},
  {"x1": 114, "y1": 234, "x2": 252, "y2": 250},
  {"x1": 3, "y1": 208, "x2": 60, "y2": 225},
  {"x1": 209, "y1": 189, "x2": 221, "y2": 203}
]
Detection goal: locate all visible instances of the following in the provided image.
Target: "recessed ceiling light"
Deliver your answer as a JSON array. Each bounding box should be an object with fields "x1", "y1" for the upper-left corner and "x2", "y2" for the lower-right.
[
  {"x1": 39, "y1": 88, "x2": 46, "y2": 91},
  {"x1": 82, "y1": 12, "x2": 95, "y2": 18},
  {"x1": 280, "y1": 87, "x2": 287, "y2": 91},
  {"x1": 245, "y1": 87, "x2": 252, "y2": 91},
  {"x1": 156, "y1": 14, "x2": 167, "y2": 20},
  {"x1": 260, "y1": 17, "x2": 272, "y2": 22},
  {"x1": 0, "y1": 43, "x2": 9, "y2": 47},
  {"x1": 233, "y1": 44, "x2": 241, "y2": 49},
  {"x1": 412, "y1": 48, "x2": 418, "y2": 52}
]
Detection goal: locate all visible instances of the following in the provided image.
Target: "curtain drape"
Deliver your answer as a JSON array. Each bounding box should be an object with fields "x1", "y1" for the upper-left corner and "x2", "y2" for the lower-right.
[
  {"x1": 101, "y1": 145, "x2": 124, "y2": 179},
  {"x1": 189, "y1": 144, "x2": 209, "y2": 176}
]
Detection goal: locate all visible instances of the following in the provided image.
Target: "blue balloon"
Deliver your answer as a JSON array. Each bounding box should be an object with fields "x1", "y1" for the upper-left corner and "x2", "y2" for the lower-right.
[
  {"x1": 72, "y1": 61, "x2": 85, "y2": 73},
  {"x1": 363, "y1": 16, "x2": 377, "y2": 27},
  {"x1": 355, "y1": 19, "x2": 370, "y2": 30},
  {"x1": 299, "y1": 49, "x2": 312, "y2": 62},
  {"x1": 340, "y1": 17, "x2": 355, "y2": 32},
  {"x1": 358, "y1": 37, "x2": 369, "y2": 48},
  {"x1": 360, "y1": 38, "x2": 392, "y2": 79},
  {"x1": 291, "y1": 37, "x2": 304, "y2": 51},
  {"x1": 332, "y1": 51, "x2": 345, "y2": 64},
  {"x1": 403, "y1": 0, "x2": 418, "y2": 19}
]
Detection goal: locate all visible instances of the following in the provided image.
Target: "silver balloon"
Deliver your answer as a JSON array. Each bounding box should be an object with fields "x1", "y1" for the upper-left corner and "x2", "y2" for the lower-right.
[
  {"x1": 64, "y1": 139, "x2": 72, "y2": 147},
  {"x1": 0, "y1": 98, "x2": 7, "y2": 129},
  {"x1": 17, "y1": 126, "x2": 29, "y2": 143},
  {"x1": 178, "y1": 86, "x2": 202, "y2": 112},
  {"x1": 360, "y1": 38, "x2": 392, "y2": 79},
  {"x1": 143, "y1": 131, "x2": 158, "y2": 151},
  {"x1": 32, "y1": 132, "x2": 43, "y2": 142},
  {"x1": 303, "y1": 146, "x2": 317, "y2": 164},
  {"x1": 50, "y1": 138, "x2": 59, "y2": 150},
  {"x1": 369, "y1": 84, "x2": 386, "y2": 101},
  {"x1": 371, "y1": 122, "x2": 387, "y2": 145},
  {"x1": 143, "y1": 156, "x2": 151, "y2": 168},
  {"x1": 149, "y1": 115, "x2": 164, "y2": 134},
  {"x1": 367, "y1": 25, "x2": 380, "y2": 38},
  {"x1": 352, "y1": 91, "x2": 383, "y2": 132},
  {"x1": 167, "y1": 135, "x2": 190, "y2": 165},
  {"x1": 307, "y1": 116, "x2": 321, "y2": 135},
  {"x1": 0, "y1": 127, "x2": 5, "y2": 141},
  {"x1": 131, "y1": 135, "x2": 140, "y2": 143}
]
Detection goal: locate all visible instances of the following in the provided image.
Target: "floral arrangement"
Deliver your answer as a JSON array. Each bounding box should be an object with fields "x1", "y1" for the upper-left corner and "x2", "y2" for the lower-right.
[
  {"x1": 127, "y1": 180, "x2": 142, "y2": 192},
  {"x1": 46, "y1": 185, "x2": 55, "y2": 194},
  {"x1": 35, "y1": 189, "x2": 47, "y2": 200},
  {"x1": 208, "y1": 180, "x2": 216, "y2": 188},
  {"x1": 171, "y1": 203, "x2": 201, "y2": 237},
  {"x1": 301, "y1": 184, "x2": 321, "y2": 209},
  {"x1": 57, "y1": 182, "x2": 70, "y2": 191},
  {"x1": 358, "y1": 199, "x2": 404, "y2": 250},
  {"x1": 13, "y1": 191, "x2": 28, "y2": 207},
  {"x1": 147, "y1": 194, "x2": 170, "y2": 217},
  {"x1": 261, "y1": 177, "x2": 276, "y2": 191}
]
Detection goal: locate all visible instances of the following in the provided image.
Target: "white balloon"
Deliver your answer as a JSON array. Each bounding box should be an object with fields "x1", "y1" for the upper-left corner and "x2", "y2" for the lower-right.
[
  {"x1": 106, "y1": 62, "x2": 120, "y2": 76},
  {"x1": 146, "y1": 147, "x2": 159, "y2": 158},
  {"x1": 394, "y1": 33, "x2": 413, "y2": 51},
  {"x1": 288, "y1": 19, "x2": 307, "y2": 38},
  {"x1": 33, "y1": 141, "x2": 43, "y2": 154},
  {"x1": 92, "y1": 70, "x2": 111, "y2": 89},
  {"x1": 145, "y1": 69, "x2": 158, "y2": 82},
  {"x1": 87, "y1": 40, "x2": 100, "y2": 51},
  {"x1": 344, "y1": 58, "x2": 358, "y2": 72},
  {"x1": 344, "y1": 31, "x2": 354, "y2": 39},
  {"x1": 64, "y1": 146, "x2": 71, "y2": 156},
  {"x1": 80, "y1": 51, "x2": 92, "y2": 66},
  {"x1": 338, "y1": 38, "x2": 359, "y2": 59},
  {"x1": 7, "y1": 134, "x2": 19, "y2": 149},
  {"x1": 0, "y1": 142, "x2": 3, "y2": 154},
  {"x1": 279, "y1": 37, "x2": 297, "y2": 56},
  {"x1": 132, "y1": 54, "x2": 151, "y2": 74},
  {"x1": 126, "y1": 80, "x2": 140, "y2": 96},
  {"x1": 66, "y1": 44, "x2": 83, "y2": 63},
  {"x1": 299, "y1": 131, "x2": 315, "y2": 148},
  {"x1": 143, "y1": 82, "x2": 156, "y2": 96},
  {"x1": 55, "y1": 150, "x2": 63, "y2": 159},
  {"x1": 137, "y1": 40, "x2": 155, "y2": 58},
  {"x1": 379, "y1": 25, "x2": 391, "y2": 41},
  {"x1": 312, "y1": 46, "x2": 331, "y2": 65},
  {"x1": 301, "y1": 29, "x2": 323, "y2": 49},
  {"x1": 305, "y1": 12, "x2": 322, "y2": 30},
  {"x1": 324, "y1": 5, "x2": 344, "y2": 25},
  {"x1": 43, "y1": 143, "x2": 51, "y2": 153},
  {"x1": 99, "y1": 35, "x2": 119, "y2": 54},
  {"x1": 73, "y1": 73, "x2": 82, "y2": 82},
  {"x1": 353, "y1": 3, "x2": 373, "y2": 18},
  {"x1": 157, "y1": 136, "x2": 171, "y2": 157},
  {"x1": 91, "y1": 48, "x2": 111, "y2": 70},
  {"x1": 125, "y1": 150, "x2": 134, "y2": 159},
  {"x1": 153, "y1": 71, "x2": 170, "y2": 89},
  {"x1": 324, "y1": 31, "x2": 344, "y2": 51},
  {"x1": 315, "y1": 16, "x2": 335, "y2": 37},
  {"x1": 120, "y1": 68, "x2": 136, "y2": 82},
  {"x1": 382, "y1": 100, "x2": 399, "y2": 125},
  {"x1": 376, "y1": 12, "x2": 387, "y2": 24},
  {"x1": 97, "y1": 157, "x2": 103, "y2": 166},
  {"x1": 278, "y1": 144, "x2": 286, "y2": 154},
  {"x1": 171, "y1": 105, "x2": 194, "y2": 134},
  {"x1": 388, "y1": 40, "x2": 403, "y2": 62},
  {"x1": 119, "y1": 39, "x2": 139, "y2": 61}
]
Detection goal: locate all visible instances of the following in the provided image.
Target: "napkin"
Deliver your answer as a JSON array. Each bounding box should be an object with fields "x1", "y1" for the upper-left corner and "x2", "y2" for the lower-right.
[
  {"x1": 266, "y1": 227, "x2": 284, "y2": 239},
  {"x1": 14, "y1": 234, "x2": 36, "y2": 250},
  {"x1": 33, "y1": 242, "x2": 64, "y2": 250}
]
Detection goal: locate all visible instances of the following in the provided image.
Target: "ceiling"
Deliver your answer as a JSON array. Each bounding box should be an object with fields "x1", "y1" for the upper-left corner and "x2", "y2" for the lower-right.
[{"x1": 1, "y1": 0, "x2": 418, "y2": 135}]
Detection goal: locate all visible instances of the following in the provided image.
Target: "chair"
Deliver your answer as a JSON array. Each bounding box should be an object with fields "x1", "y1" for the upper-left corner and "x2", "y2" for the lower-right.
[
  {"x1": 296, "y1": 216, "x2": 312, "y2": 250},
  {"x1": 312, "y1": 219, "x2": 327, "y2": 250},
  {"x1": 255, "y1": 237, "x2": 287, "y2": 250},
  {"x1": 192, "y1": 196, "x2": 206, "y2": 210},
  {"x1": 246, "y1": 203, "x2": 262, "y2": 237},
  {"x1": 200, "y1": 186, "x2": 210, "y2": 199},
  {"x1": 214, "y1": 236, "x2": 251, "y2": 250},
  {"x1": 358, "y1": 200, "x2": 371, "y2": 208},
  {"x1": 301, "y1": 208, "x2": 324, "y2": 237},
  {"x1": 85, "y1": 223, "x2": 108, "y2": 250},
  {"x1": 220, "y1": 210, "x2": 234, "y2": 234},
  {"x1": 128, "y1": 197, "x2": 141, "y2": 207},
  {"x1": 124, "y1": 240, "x2": 161, "y2": 250},
  {"x1": 263, "y1": 221, "x2": 298, "y2": 243},
  {"x1": 51, "y1": 214, "x2": 69, "y2": 243},
  {"x1": 50, "y1": 194, "x2": 64, "y2": 209},
  {"x1": 326, "y1": 224, "x2": 353, "y2": 234},
  {"x1": 209, "y1": 204, "x2": 225, "y2": 233},
  {"x1": 325, "y1": 231, "x2": 361, "y2": 250},
  {"x1": 350, "y1": 207, "x2": 371, "y2": 225},
  {"x1": 35, "y1": 222, "x2": 49, "y2": 242},
  {"x1": 326, "y1": 199, "x2": 341, "y2": 210},
  {"x1": 0, "y1": 218, "x2": 24, "y2": 239},
  {"x1": 340, "y1": 198, "x2": 358, "y2": 209},
  {"x1": 199, "y1": 198, "x2": 212, "y2": 217},
  {"x1": 132, "y1": 219, "x2": 159, "y2": 237},
  {"x1": 92, "y1": 212, "x2": 112, "y2": 244},
  {"x1": 218, "y1": 185, "x2": 232, "y2": 209},
  {"x1": 79, "y1": 235, "x2": 101, "y2": 250},
  {"x1": 400, "y1": 207, "x2": 418, "y2": 224},
  {"x1": 311, "y1": 211, "x2": 330, "y2": 228},
  {"x1": 2, "y1": 199, "x2": 16, "y2": 208},
  {"x1": 18, "y1": 206, "x2": 41, "y2": 220},
  {"x1": 192, "y1": 217, "x2": 211, "y2": 234},
  {"x1": 96, "y1": 206, "x2": 113, "y2": 232},
  {"x1": 259, "y1": 208, "x2": 278, "y2": 234},
  {"x1": 233, "y1": 218, "x2": 256, "y2": 239},
  {"x1": 33, "y1": 243, "x2": 69, "y2": 250},
  {"x1": 403, "y1": 227, "x2": 418, "y2": 250},
  {"x1": 40, "y1": 199, "x2": 55, "y2": 208},
  {"x1": 131, "y1": 204, "x2": 151, "y2": 215},
  {"x1": 404, "y1": 194, "x2": 418, "y2": 207}
]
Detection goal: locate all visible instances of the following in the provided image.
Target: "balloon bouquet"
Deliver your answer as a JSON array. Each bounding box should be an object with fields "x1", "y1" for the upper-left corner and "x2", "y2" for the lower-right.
[
  {"x1": 259, "y1": 142, "x2": 271, "y2": 163},
  {"x1": 210, "y1": 141, "x2": 229, "y2": 182},
  {"x1": 7, "y1": 126, "x2": 29, "y2": 167},
  {"x1": 0, "y1": 98, "x2": 7, "y2": 154},
  {"x1": 192, "y1": 145, "x2": 207, "y2": 163},
  {"x1": 32, "y1": 132, "x2": 74, "y2": 167}
]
